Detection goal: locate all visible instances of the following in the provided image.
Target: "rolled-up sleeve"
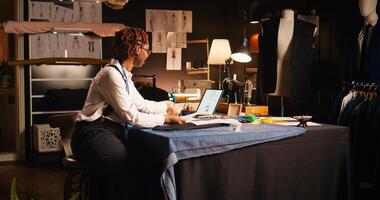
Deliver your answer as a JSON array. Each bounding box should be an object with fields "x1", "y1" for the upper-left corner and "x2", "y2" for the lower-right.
[{"x1": 129, "y1": 82, "x2": 167, "y2": 114}]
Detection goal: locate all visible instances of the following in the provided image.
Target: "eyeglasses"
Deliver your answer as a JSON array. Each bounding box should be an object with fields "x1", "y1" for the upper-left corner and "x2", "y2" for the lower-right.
[{"x1": 141, "y1": 47, "x2": 151, "y2": 55}]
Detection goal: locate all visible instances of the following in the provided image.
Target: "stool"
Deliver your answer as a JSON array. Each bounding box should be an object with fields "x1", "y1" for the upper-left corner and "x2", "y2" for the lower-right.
[{"x1": 49, "y1": 113, "x2": 89, "y2": 200}]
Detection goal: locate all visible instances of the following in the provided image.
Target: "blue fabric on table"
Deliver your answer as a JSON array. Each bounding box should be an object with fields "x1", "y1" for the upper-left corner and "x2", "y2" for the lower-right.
[{"x1": 134, "y1": 123, "x2": 306, "y2": 200}]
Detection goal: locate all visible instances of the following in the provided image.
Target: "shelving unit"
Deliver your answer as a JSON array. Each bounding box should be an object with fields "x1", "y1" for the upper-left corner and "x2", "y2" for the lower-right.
[
  {"x1": 184, "y1": 39, "x2": 210, "y2": 80},
  {"x1": 26, "y1": 61, "x2": 104, "y2": 124},
  {"x1": 20, "y1": 0, "x2": 105, "y2": 162}
]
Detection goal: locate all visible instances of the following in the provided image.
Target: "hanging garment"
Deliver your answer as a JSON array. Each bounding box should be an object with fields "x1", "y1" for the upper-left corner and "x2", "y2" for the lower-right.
[
  {"x1": 340, "y1": 90, "x2": 357, "y2": 112},
  {"x1": 329, "y1": 90, "x2": 347, "y2": 124},
  {"x1": 257, "y1": 18, "x2": 316, "y2": 104},
  {"x1": 338, "y1": 96, "x2": 364, "y2": 126},
  {"x1": 352, "y1": 23, "x2": 380, "y2": 83}
]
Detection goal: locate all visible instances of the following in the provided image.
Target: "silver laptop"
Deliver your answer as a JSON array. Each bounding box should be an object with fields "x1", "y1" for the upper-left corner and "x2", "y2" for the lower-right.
[{"x1": 181, "y1": 89, "x2": 223, "y2": 122}]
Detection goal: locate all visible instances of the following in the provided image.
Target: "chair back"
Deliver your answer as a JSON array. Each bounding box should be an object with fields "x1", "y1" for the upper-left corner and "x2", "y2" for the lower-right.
[{"x1": 49, "y1": 113, "x2": 78, "y2": 156}]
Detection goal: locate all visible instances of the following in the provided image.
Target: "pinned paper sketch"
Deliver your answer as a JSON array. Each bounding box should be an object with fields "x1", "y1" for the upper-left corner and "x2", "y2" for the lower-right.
[
  {"x1": 146, "y1": 9, "x2": 192, "y2": 33},
  {"x1": 47, "y1": 33, "x2": 66, "y2": 57},
  {"x1": 167, "y1": 32, "x2": 187, "y2": 48},
  {"x1": 146, "y1": 9, "x2": 166, "y2": 32},
  {"x1": 63, "y1": 7, "x2": 74, "y2": 22},
  {"x1": 165, "y1": 11, "x2": 177, "y2": 32},
  {"x1": 166, "y1": 48, "x2": 182, "y2": 70},
  {"x1": 74, "y1": 2, "x2": 101, "y2": 23},
  {"x1": 30, "y1": 33, "x2": 49, "y2": 59},
  {"x1": 29, "y1": 1, "x2": 53, "y2": 21},
  {"x1": 84, "y1": 36, "x2": 101, "y2": 58},
  {"x1": 152, "y1": 32, "x2": 167, "y2": 53},
  {"x1": 66, "y1": 35, "x2": 85, "y2": 57},
  {"x1": 167, "y1": 32, "x2": 176, "y2": 48},
  {"x1": 168, "y1": 10, "x2": 192, "y2": 32},
  {"x1": 181, "y1": 11, "x2": 192, "y2": 32},
  {"x1": 52, "y1": 4, "x2": 74, "y2": 22}
]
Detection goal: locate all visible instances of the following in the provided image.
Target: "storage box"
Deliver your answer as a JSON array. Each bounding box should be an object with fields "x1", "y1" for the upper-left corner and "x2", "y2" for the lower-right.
[
  {"x1": 244, "y1": 105, "x2": 268, "y2": 116},
  {"x1": 33, "y1": 124, "x2": 63, "y2": 152},
  {"x1": 181, "y1": 79, "x2": 213, "y2": 95}
]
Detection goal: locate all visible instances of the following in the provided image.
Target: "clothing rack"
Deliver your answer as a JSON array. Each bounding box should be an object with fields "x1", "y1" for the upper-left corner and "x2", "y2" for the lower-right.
[{"x1": 349, "y1": 81, "x2": 379, "y2": 93}]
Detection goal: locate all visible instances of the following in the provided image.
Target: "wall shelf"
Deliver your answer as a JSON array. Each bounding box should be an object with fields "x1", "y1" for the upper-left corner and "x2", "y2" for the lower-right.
[
  {"x1": 32, "y1": 110, "x2": 81, "y2": 115},
  {"x1": 184, "y1": 39, "x2": 210, "y2": 79},
  {"x1": 186, "y1": 68, "x2": 208, "y2": 75},
  {"x1": 31, "y1": 78, "x2": 93, "y2": 81}
]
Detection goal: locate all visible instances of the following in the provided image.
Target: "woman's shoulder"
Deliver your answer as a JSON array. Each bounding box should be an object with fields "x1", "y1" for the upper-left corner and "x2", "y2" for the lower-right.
[{"x1": 93, "y1": 66, "x2": 124, "y2": 84}]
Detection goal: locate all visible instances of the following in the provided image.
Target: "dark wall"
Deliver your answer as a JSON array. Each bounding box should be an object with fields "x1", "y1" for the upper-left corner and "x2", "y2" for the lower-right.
[
  {"x1": 0, "y1": 0, "x2": 15, "y2": 22},
  {"x1": 101, "y1": 0, "x2": 366, "y2": 122},
  {"x1": 102, "y1": 0, "x2": 255, "y2": 92},
  {"x1": 313, "y1": 1, "x2": 363, "y2": 122}
]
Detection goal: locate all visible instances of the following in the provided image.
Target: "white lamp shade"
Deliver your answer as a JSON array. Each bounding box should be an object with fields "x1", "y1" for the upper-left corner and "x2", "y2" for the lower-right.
[
  {"x1": 207, "y1": 39, "x2": 232, "y2": 65},
  {"x1": 231, "y1": 52, "x2": 252, "y2": 63}
]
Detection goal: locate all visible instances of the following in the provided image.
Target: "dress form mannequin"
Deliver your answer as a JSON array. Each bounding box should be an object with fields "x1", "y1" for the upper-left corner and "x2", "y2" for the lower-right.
[
  {"x1": 359, "y1": 0, "x2": 378, "y2": 26},
  {"x1": 270, "y1": 8, "x2": 295, "y2": 116},
  {"x1": 355, "y1": 0, "x2": 380, "y2": 82},
  {"x1": 271, "y1": 8, "x2": 294, "y2": 98},
  {"x1": 257, "y1": 8, "x2": 316, "y2": 114}
]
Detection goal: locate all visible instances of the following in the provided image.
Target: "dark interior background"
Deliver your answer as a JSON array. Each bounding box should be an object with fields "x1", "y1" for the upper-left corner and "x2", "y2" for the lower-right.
[
  {"x1": 102, "y1": 0, "x2": 363, "y2": 122},
  {"x1": 0, "y1": 0, "x2": 366, "y2": 123},
  {"x1": 102, "y1": 0, "x2": 259, "y2": 92},
  {"x1": 0, "y1": 0, "x2": 369, "y2": 162}
]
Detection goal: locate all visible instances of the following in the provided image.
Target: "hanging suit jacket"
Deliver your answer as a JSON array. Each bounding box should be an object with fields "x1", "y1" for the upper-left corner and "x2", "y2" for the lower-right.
[
  {"x1": 367, "y1": 23, "x2": 380, "y2": 83},
  {"x1": 257, "y1": 18, "x2": 316, "y2": 103},
  {"x1": 351, "y1": 23, "x2": 380, "y2": 83}
]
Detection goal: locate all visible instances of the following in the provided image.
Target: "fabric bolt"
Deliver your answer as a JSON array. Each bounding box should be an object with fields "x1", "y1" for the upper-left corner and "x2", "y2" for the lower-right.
[{"x1": 4, "y1": 21, "x2": 125, "y2": 37}]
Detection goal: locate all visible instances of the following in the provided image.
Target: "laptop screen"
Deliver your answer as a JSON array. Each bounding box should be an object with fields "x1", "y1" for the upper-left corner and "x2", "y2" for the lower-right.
[{"x1": 195, "y1": 89, "x2": 223, "y2": 115}]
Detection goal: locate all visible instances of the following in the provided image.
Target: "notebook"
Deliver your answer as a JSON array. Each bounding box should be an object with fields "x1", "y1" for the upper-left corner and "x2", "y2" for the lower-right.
[{"x1": 181, "y1": 89, "x2": 223, "y2": 122}]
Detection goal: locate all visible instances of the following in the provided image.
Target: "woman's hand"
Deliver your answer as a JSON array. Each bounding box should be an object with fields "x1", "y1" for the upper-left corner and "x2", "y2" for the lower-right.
[
  {"x1": 164, "y1": 114, "x2": 184, "y2": 124},
  {"x1": 165, "y1": 101, "x2": 179, "y2": 115}
]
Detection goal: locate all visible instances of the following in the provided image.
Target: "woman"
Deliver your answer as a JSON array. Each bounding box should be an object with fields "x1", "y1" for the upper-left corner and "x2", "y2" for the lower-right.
[{"x1": 71, "y1": 27, "x2": 183, "y2": 199}]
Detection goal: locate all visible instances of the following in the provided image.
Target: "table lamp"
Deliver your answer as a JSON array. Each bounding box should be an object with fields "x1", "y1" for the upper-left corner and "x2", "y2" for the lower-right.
[
  {"x1": 230, "y1": 38, "x2": 252, "y2": 63},
  {"x1": 207, "y1": 39, "x2": 232, "y2": 89}
]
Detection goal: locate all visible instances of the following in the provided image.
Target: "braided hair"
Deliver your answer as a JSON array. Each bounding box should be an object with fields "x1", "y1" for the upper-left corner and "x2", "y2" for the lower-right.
[{"x1": 112, "y1": 27, "x2": 149, "y2": 63}]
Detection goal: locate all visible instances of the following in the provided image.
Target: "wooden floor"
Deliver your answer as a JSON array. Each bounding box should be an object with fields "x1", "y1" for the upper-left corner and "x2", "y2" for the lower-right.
[{"x1": 0, "y1": 162, "x2": 66, "y2": 200}]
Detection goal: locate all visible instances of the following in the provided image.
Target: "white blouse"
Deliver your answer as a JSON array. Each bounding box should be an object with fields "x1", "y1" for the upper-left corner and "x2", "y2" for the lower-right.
[{"x1": 77, "y1": 59, "x2": 167, "y2": 128}]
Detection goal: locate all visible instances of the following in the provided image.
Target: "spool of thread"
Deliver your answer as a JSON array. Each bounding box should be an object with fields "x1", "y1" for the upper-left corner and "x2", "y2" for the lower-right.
[
  {"x1": 186, "y1": 62, "x2": 192, "y2": 70},
  {"x1": 246, "y1": 114, "x2": 257, "y2": 121}
]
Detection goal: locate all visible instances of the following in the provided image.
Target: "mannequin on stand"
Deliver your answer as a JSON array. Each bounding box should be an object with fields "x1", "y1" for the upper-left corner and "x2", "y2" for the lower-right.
[
  {"x1": 257, "y1": 7, "x2": 316, "y2": 116},
  {"x1": 271, "y1": 8, "x2": 294, "y2": 99},
  {"x1": 270, "y1": 8, "x2": 294, "y2": 116},
  {"x1": 356, "y1": 0, "x2": 380, "y2": 82}
]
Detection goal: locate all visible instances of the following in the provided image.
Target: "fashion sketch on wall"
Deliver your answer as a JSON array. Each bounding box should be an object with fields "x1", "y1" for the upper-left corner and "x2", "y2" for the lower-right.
[
  {"x1": 167, "y1": 32, "x2": 187, "y2": 48},
  {"x1": 28, "y1": 0, "x2": 102, "y2": 59},
  {"x1": 152, "y1": 32, "x2": 167, "y2": 53},
  {"x1": 146, "y1": 9, "x2": 192, "y2": 33},
  {"x1": 166, "y1": 48, "x2": 181, "y2": 70}
]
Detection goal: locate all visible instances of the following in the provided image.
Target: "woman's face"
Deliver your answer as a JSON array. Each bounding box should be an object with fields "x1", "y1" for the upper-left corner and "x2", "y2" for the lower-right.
[{"x1": 133, "y1": 43, "x2": 151, "y2": 68}]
